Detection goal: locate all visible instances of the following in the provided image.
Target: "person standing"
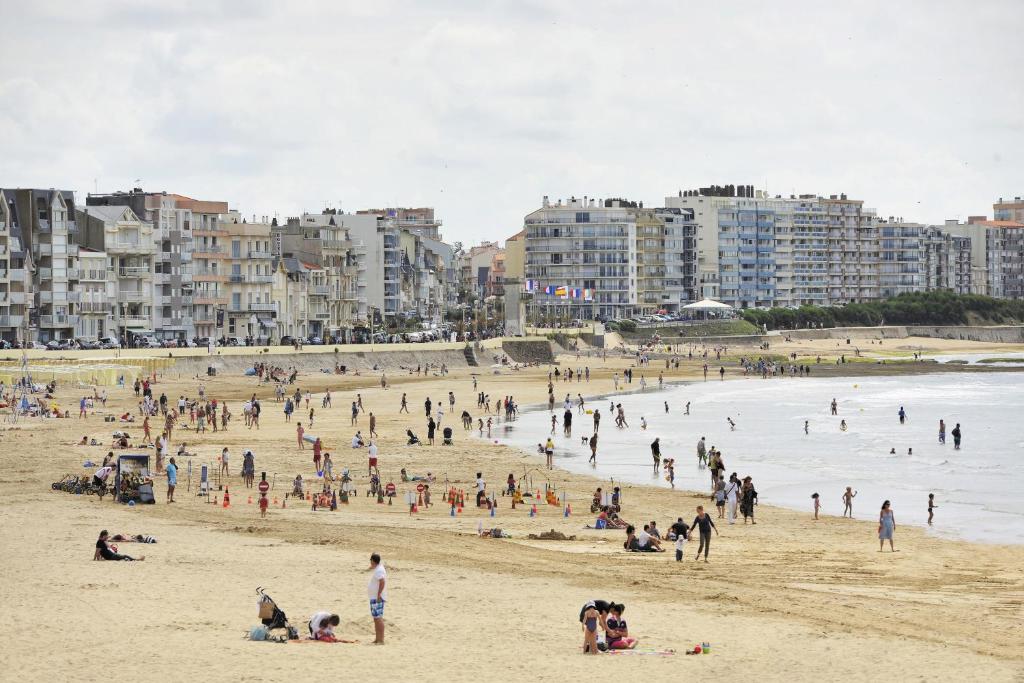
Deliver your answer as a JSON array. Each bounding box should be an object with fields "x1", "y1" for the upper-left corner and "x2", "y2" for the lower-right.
[
  {"x1": 544, "y1": 437, "x2": 554, "y2": 469},
  {"x1": 688, "y1": 505, "x2": 718, "y2": 563},
  {"x1": 740, "y1": 476, "x2": 758, "y2": 524},
  {"x1": 369, "y1": 412, "x2": 378, "y2": 438},
  {"x1": 367, "y1": 553, "x2": 387, "y2": 644},
  {"x1": 725, "y1": 473, "x2": 740, "y2": 525},
  {"x1": 166, "y1": 457, "x2": 177, "y2": 503},
  {"x1": 296, "y1": 422, "x2": 305, "y2": 450},
  {"x1": 588, "y1": 433, "x2": 598, "y2": 464},
  {"x1": 400, "y1": 393, "x2": 408, "y2": 413},
  {"x1": 650, "y1": 437, "x2": 661, "y2": 473},
  {"x1": 938, "y1": 419, "x2": 946, "y2": 445},
  {"x1": 952, "y1": 423, "x2": 962, "y2": 450},
  {"x1": 898, "y1": 406, "x2": 907, "y2": 425},
  {"x1": 878, "y1": 500, "x2": 896, "y2": 552}
]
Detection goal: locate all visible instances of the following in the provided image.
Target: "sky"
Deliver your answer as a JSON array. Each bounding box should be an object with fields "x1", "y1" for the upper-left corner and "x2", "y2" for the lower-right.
[{"x1": 1, "y1": 0, "x2": 1022, "y2": 244}]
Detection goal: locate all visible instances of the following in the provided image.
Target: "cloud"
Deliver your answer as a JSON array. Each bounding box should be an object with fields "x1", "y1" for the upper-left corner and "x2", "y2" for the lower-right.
[{"x1": 0, "y1": 0, "x2": 1021, "y2": 242}]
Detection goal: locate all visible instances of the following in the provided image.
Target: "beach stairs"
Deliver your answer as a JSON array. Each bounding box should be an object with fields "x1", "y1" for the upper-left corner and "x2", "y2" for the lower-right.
[{"x1": 463, "y1": 346, "x2": 479, "y2": 367}]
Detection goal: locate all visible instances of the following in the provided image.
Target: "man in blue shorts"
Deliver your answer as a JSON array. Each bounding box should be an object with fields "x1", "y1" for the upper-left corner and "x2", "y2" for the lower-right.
[{"x1": 368, "y1": 553, "x2": 387, "y2": 644}]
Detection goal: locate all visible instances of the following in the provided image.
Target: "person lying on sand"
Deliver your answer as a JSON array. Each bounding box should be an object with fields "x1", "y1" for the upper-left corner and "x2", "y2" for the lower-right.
[{"x1": 110, "y1": 533, "x2": 157, "y2": 543}]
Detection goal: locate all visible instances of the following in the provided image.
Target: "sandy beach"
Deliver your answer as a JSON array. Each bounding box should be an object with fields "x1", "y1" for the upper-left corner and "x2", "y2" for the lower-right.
[{"x1": 2, "y1": 334, "x2": 1023, "y2": 682}]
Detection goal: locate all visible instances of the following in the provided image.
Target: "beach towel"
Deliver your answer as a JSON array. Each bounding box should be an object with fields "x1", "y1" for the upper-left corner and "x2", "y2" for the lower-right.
[{"x1": 605, "y1": 648, "x2": 675, "y2": 656}]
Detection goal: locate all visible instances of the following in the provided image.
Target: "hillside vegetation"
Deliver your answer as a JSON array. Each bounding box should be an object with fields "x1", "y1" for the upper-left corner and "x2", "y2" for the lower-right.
[{"x1": 740, "y1": 292, "x2": 1024, "y2": 331}]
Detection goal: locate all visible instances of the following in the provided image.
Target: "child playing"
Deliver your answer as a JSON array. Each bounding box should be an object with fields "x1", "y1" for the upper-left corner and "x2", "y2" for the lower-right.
[
  {"x1": 842, "y1": 487, "x2": 857, "y2": 518},
  {"x1": 674, "y1": 530, "x2": 687, "y2": 561},
  {"x1": 928, "y1": 493, "x2": 937, "y2": 525},
  {"x1": 605, "y1": 604, "x2": 637, "y2": 650},
  {"x1": 812, "y1": 492, "x2": 821, "y2": 520},
  {"x1": 581, "y1": 603, "x2": 599, "y2": 655},
  {"x1": 259, "y1": 492, "x2": 269, "y2": 518}
]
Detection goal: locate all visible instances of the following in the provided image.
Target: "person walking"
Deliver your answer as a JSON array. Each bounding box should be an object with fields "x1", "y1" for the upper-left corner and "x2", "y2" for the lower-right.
[
  {"x1": 166, "y1": 457, "x2": 177, "y2": 503},
  {"x1": 725, "y1": 473, "x2": 740, "y2": 525},
  {"x1": 367, "y1": 553, "x2": 387, "y2": 644},
  {"x1": 740, "y1": 476, "x2": 758, "y2": 524},
  {"x1": 878, "y1": 500, "x2": 896, "y2": 552},
  {"x1": 952, "y1": 423, "x2": 962, "y2": 450},
  {"x1": 688, "y1": 505, "x2": 718, "y2": 563}
]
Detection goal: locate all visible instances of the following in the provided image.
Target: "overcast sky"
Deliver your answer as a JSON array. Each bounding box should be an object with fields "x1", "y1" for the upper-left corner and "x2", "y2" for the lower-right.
[{"x1": 1, "y1": 1, "x2": 1021, "y2": 244}]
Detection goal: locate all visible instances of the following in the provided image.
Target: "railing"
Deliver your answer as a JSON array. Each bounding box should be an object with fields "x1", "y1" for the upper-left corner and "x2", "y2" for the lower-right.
[
  {"x1": 79, "y1": 269, "x2": 108, "y2": 281},
  {"x1": 40, "y1": 314, "x2": 76, "y2": 326},
  {"x1": 248, "y1": 302, "x2": 277, "y2": 312},
  {"x1": 311, "y1": 285, "x2": 331, "y2": 295},
  {"x1": 0, "y1": 315, "x2": 24, "y2": 327},
  {"x1": 248, "y1": 250, "x2": 272, "y2": 259},
  {"x1": 79, "y1": 301, "x2": 110, "y2": 313},
  {"x1": 119, "y1": 315, "x2": 150, "y2": 327},
  {"x1": 119, "y1": 266, "x2": 151, "y2": 277},
  {"x1": 193, "y1": 244, "x2": 224, "y2": 255},
  {"x1": 251, "y1": 275, "x2": 274, "y2": 283},
  {"x1": 67, "y1": 269, "x2": 80, "y2": 279},
  {"x1": 230, "y1": 274, "x2": 245, "y2": 283},
  {"x1": 67, "y1": 291, "x2": 81, "y2": 303},
  {"x1": 119, "y1": 290, "x2": 149, "y2": 302}
]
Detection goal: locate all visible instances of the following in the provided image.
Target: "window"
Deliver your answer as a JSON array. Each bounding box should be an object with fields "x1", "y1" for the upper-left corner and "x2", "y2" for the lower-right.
[
  {"x1": 232, "y1": 293, "x2": 241, "y2": 309},
  {"x1": 232, "y1": 240, "x2": 241, "y2": 258}
]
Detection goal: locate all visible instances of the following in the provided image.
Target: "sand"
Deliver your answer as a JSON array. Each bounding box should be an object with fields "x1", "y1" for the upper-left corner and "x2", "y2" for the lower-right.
[{"x1": 2, "y1": 335, "x2": 1023, "y2": 682}]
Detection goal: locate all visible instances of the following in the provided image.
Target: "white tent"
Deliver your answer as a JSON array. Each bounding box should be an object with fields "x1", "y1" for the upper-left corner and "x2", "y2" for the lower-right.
[{"x1": 682, "y1": 298, "x2": 733, "y2": 311}]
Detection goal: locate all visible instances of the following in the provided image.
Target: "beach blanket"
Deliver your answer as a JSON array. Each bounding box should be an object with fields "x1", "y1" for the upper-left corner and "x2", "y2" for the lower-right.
[{"x1": 605, "y1": 648, "x2": 675, "y2": 656}]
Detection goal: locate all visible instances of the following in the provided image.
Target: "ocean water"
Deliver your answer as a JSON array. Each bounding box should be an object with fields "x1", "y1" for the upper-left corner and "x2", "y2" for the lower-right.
[{"x1": 489, "y1": 372, "x2": 1024, "y2": 544}]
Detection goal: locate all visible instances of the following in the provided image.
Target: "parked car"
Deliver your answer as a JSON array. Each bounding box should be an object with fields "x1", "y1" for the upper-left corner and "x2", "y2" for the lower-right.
[
  {"x1": 279, "y1": 335, "x2": 295, "y2": 347},
  {"x1": 306, "y1": 336, "x2": 323, "y2": 345},
  {"x1": 137, "y1": 336, "x2": 161, "y2": 348},
  {"x1": 0, "y1": 339, "x2": 12, "y2": 350},
  {"x1": 27, "y1": 341, "x2": 47, "y2": 350},
  {"x1": 98, "y1": 336, "x2": 120, "y2": 349},
  {"x1": 76, "y1": 339, "x2": 101, "y2": 350},
  {"x1": 46, "y1": 339, "x2": 74, "y2": 351}
]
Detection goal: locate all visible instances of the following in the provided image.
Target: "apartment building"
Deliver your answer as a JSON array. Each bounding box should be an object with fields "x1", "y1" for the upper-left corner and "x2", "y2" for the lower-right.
[
  {"x1": 223, "y1": 213, "x2": 276, "y2": 341},
  {"x1": 359, "y1": 207, "x2": 442, "y2": 240},
  {"x1": 272, "y1": 257, "x2": 312, "y2": 341},
  {"x1": 658, "y1": 207, "x2": 699, "y2": 309},
  {"x1": 0, "y1": 190, "x2": 31, "y2": 342},
  {"x1": 184, "y1": 198, "x2": 231, "y2": 339},
  {"x1": 993, "y1": 196, "x2": 1024, "y2": 223},
  {"x1": 75, "y1": 249, "x2": 113, "y2": 340},
  {"x1": 77, "y1": 204, "x2": 156, "y2": 341},
  {"x1": 486, "y1": 249, "x2": 507, "y2": 299},
  {"x1": 948, "y1": 217, "x2": 1024, "y2": 299},
  {"x1": 523, "y1": 196, "x2": 637, "y2": 321},
  {"x1": 86, "y1": 189, "x2": 200, "y2": 341},
  {"x1": 666, "y1": 187, "x2": 880, "y2": 309},
  {"x1": 634, "y1": 207, "x2": 666, "y2": 313},
  {"x1": 5, "y1": 188, "x2": 82, "y2": 342},
  {"x1": 874, "y1": 220, "x2": 973, "y2": 298}
]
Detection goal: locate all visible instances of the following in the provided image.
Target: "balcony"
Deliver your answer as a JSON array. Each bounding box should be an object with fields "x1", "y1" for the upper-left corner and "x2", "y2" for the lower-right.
[
  {"x1": 192, "y1": 244, "x2": 224, "y2": 256},
  {"x1": 193, "y1": 271, "x2": 228, "y2": 282},
  {"x1": 67, "y1": 268, "x2": 80, "y2": 280},
  {"x1": 154, "y1": 272, "x2": 169, "y2": 284},
  {"x1": 39, "y1": 291, "x2": 67, "y2": 304},
  {"x1": 194, "y1": 295, "x2": 228, "y2": 305},
  {"x1": 248, "y1": 302, "x2": 277, "y2": 312},
  {"x1": 7, "y1": 291, "x2": 27, "y2": 305},
  {"x1": 0, "y1": 314, "x2": 24, "y2": 327},
  {"x1": 40, "y1": 314, "x2": 78, "y2": 327},
  {"x1": 312, "y1": 311, "x2": 330, "y2": 319},
  {"x1": 37, "y1": 243, "x2": 53, "y2": 256},
  {"x1": 229, "y1": 274, "x2": 245, "y2": 283},
  {"x1": 310, "y1": 285, "x2": 330, "y2": 296},
  {"x1": 193, "y1": 227, "x2": 229, "y2": 238},
  {"x1": 79, "y1": 269, "x2": 108, "y2": 281},
  {"x1": 119, "y1": 290, "x2": 149, "y2": 303},
  {"x1": 79, "y1": 301, "x2": 110, "y2": 313},
  {"x1": 161, "y1": 317, "x2": 192, "y2": 329},
  {"x1": 119, "y1": 266, "x2": 151, "y2": 278},
  {"x1": 67, "y1": 291, "x2": 81, "y2": 303},
  {"x1": 120, "y1": 316, "x2": 151, "y2": 328},
  {"x1": 251, "y1": 274, "x2": 274, "y2": 283},
  {"x1": 248, "y1": 250, "x2": 272, "y2": 259}
]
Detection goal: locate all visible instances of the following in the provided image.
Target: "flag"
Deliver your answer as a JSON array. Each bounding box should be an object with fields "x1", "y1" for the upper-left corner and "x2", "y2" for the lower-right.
[
  {"x1": 544, "y1": 285, "x2": 554, "y2": 295},
  {"x1": 570, "y1": 288, "x2": 581, "y2": 298},
  {"x1": 525, "y1": 279, "x2": 535, "y2": 292},
  {"x1": 583, "y1": 288, "x2": 594, "y2": 301},
  {"x1": 555, "y1": 286, "x2": 568, "y2": 298}
]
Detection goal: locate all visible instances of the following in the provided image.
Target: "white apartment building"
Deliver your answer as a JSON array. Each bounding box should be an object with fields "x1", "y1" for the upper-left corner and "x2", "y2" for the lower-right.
[
  {"x1": 524, "y1": 196, "x2": 637, "y2": 321},
  {"x1": 272, "y1": 257, "x2": 312, "y2": 341},
  {"x1": 77, "y1": 204, "x2": 156, "y2": 340},
  {"x1": 75, "y1": 249, "x2": 113, "y2": 340},
  {"x1": 0, "y1": 190, "x2": 31, "y2": 342}
]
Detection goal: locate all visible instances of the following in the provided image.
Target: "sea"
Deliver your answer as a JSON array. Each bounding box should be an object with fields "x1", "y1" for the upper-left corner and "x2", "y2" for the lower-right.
[{"x1": 487, "y1": 368, "x2": 1024, "y2": 544}]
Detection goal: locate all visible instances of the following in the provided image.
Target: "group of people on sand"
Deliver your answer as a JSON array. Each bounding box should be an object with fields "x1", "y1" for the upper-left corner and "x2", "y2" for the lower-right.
[
  {"x1": 579, "y1": 600, "x2": 637, "y2": 653},
  {"x1": 621, "y1": 507, "x2": 721, "y2": 562}
]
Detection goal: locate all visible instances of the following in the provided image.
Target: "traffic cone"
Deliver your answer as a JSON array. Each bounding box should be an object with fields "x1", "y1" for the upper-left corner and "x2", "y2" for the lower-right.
[
  {"x1": 306, "y1": 491, "x2": 311, "y2": 501},
  {"x1": 223, "y1": 488, "x2": 230, "y2": 507}
]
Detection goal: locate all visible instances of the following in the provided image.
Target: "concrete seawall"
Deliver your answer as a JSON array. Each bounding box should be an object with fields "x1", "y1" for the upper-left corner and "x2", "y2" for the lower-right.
[{"x1": 904, "y1": 325, "x2": 1024, "y2": 344}]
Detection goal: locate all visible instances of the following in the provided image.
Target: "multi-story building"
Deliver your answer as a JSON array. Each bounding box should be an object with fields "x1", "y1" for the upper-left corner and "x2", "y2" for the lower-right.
[
  {"x1": 486, "y1": 248, "x2": 506, "y2": 299},
  {"x1": 658, "y1": 207, "x2": 699, "y2": 309},
  {"x1": 5, "y1": 188, "x2": 82, "y2": 342},
  {"x1": 523, "y1": 196, "x2": 636, "y2": 321},
  {"x1": 666, "y1": 187, "x2": 880, "y2": 309},
  {"x1": 359, "y1": 207, "x2": 442, "y2": 240},
  {"x1": 87, "y1": 189, "x2": 203, "y2": 341},
  {"x1": 75, "y1": 248, "x2": 113, "y2": 340},
  {"x1": 634, "y1": 207, "x2": 666, "y2": 313},
  {"x1": 993, "y1": 196, "x2": 1024, "y2": 223},
  {"x1": 0, "y1": 190, "x2": 31, "y2": 343},
  {"x1": 223, "y1": 213, "x2": 276, "y2": 341},
  {"x1": 948, "y1": 217, "x2": 1024, "y2": 299},
  {"x1": 77, "y1": 204, "x2": 156, "y2": 342},
  {"x1": 272, "y1": 257, "x2": 312, "y2": 341},
  {"x1": 185, "y1": 198, "x2": 231, "y2": 339}
]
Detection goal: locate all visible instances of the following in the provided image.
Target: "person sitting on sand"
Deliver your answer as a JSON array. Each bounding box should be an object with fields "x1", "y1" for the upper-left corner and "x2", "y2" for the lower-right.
[
  {"x1": 293, "y1": 475, "x2": 304, "y2": 498},
  {"x1": 605, "y1": 604, "x2": 638, "y2": 649},
  {"x1": 308, "y1": 612, "x2": 341, "y2": 641},
  {"x1": 94, "y1": 530, "x2": 144, "y2": 561},
  {"x1": 406, "y1": 429, "x2": 421, "y2": 446},
  {"x1": 351, "y1": 431, "x2": 365, "y2": 448}
]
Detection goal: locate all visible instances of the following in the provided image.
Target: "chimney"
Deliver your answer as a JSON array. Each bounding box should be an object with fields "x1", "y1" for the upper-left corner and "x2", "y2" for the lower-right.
[{"x1": 542, "y1": 195, "x2": 549, "y2": 208}]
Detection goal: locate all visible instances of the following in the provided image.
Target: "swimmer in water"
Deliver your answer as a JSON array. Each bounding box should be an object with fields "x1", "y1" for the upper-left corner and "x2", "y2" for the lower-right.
[
  {"x1": 640, "y1": 417, "x2": 647, "y2": 431},
  {"x1": 727, "y1": 417, "x2": 736, "y2": 431},
  {"x1": 840, "y1": 420, "x2": 847, "y2": 431},
  {"x1": 928, "y1": 493, "x2": 937, "y2": 525},
  {"x1": 889, "y1": 447, "x2": 896, "y2": 455},
  {"x1": 664, "y1": 401, "x2": 669, "y2": 414},
  {"x1": 804, "y1": 420, "x2": 809, "y2": 435},
  {"x1": 685, "y1": 402, "x2": 691, "y2": 415}
]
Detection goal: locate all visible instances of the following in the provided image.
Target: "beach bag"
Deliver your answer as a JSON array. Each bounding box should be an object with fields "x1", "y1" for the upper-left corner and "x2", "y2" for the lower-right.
[
  {"x1": 595, "y1": 518, "x2": 607, "y2": 529},
  {"x1": 249, "y1": 625, "x2": 269, "y2": 641}
]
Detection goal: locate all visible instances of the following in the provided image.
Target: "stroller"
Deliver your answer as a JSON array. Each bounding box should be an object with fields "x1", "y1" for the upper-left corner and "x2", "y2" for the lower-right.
[
  {"x1": 256, "y1": 587, "x2": 299, "y2": 640},
  {"x1": 366, "y1": 473, "x2": 381, "y2": 497}
]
